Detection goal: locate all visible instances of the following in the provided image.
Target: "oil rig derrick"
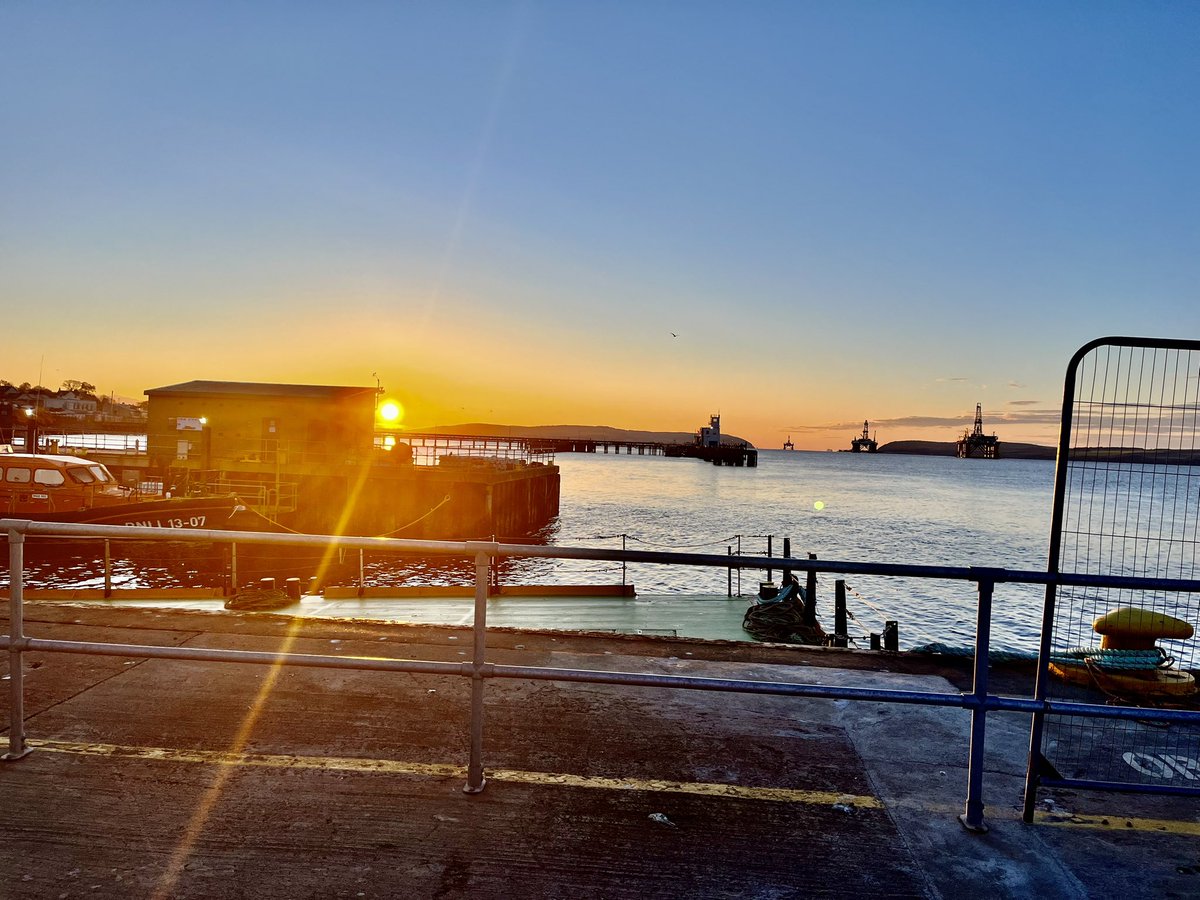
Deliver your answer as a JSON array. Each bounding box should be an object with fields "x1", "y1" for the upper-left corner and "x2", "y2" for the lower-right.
[
  {"x1": 956, "y1": 403, "x2": 1000, "y2": 459},
  {"x1": 851, "y1": 420, "x2": 878, "y2": 453}
]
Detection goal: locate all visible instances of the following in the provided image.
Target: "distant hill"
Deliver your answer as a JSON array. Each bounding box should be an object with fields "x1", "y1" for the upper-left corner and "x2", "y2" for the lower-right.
[
  {"x1": 405, "y1": 422, "x2": 756, "y2": 448},
  {"x1": 878, "y1": 440, "x2": 1056, "y2": 460}
]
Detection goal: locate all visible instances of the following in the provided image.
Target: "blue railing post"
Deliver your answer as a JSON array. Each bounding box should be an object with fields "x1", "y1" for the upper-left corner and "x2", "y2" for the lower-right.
[
  {"x1": 960, "y1": 575, "x2": 995, "y2": 832},
  {"x1": 464, "y1": 547, "x2": 491, "y2": 793},
  {"x1": 4, "y1": 528, "x2": 30, "y2": 760}
]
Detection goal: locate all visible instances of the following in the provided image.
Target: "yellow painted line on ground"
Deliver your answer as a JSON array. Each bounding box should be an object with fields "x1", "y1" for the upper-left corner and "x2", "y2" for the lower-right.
[
  {"x1": 1033, "y1": 812, "x2": 1200, "y2": 837},
  {"x1": 28, "y1": 739, "x2": 880, "y2": 809},
  {"x1": 486, "y1": 767, "x2": 882, "y2": 807},
  {"x1": 30, "y1": 740, "x2": 464, "y2": 779},
  {"x1": 873, "y1": 798, "x2": 1200, "y2": 837},
  {"x1": 27, "y1": 741, "x2": 1200, "y2": 834}
]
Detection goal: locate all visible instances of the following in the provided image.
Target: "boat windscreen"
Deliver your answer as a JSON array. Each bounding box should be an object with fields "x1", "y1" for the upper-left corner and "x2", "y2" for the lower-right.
[
  {"x1": 87, "y1": 465, "x2": 113, "y2": 483},
  {"x1": 67, "y1": 467, "x2": 96, "y2": 484}
]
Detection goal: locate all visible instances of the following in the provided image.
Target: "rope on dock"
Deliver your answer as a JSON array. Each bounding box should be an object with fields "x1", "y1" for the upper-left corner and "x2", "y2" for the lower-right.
[
  {"x1": 1051, "y1": 647, "x2": 1175, "y2": 670},
  {"x1": 742, "y1": 580, "x2": 826, "y2": 645},
  {"x1": 224, "y1": 587, "x2": 292, "y2": 611},
  {"x1": 843, "y1": 582, "x2": 941, "y2": 647}
]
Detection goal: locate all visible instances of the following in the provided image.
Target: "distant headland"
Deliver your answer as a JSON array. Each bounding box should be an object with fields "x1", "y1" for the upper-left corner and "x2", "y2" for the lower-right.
[{"x1": 877, "y1": 440, "x2": 1056, "y2": 460}]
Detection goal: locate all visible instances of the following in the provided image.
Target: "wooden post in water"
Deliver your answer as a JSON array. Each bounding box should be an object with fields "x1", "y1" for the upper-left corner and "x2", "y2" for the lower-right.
[
  {"x1": 736, "y1": 535, "x2": 742, "y2": 596},
  {"x1": 804, "y1": 553, "x2": 818, "y2": 625},
  {"x1": 834, "y1": 580, "x2": 848, "y2": 647},
  {"x1": 727, "y1": 546, "x2": 732, "y2": 597},
  {"x1": 103, "y1": 540, "x2": 112, "y2": 598}
]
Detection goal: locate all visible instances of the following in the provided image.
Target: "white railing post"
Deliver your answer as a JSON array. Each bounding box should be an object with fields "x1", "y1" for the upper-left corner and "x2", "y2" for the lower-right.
[
  {"x1": 4, "y1": 528, "x2": 30, "y2": 760},
  {"x1": 464, "y1": 547, "x2": 491, "y2": 793}
]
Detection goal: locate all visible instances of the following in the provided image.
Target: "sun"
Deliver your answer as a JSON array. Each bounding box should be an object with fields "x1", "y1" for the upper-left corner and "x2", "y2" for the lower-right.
[{"x1": 378, "y1": 400, "x2": 403, "y2": 423}]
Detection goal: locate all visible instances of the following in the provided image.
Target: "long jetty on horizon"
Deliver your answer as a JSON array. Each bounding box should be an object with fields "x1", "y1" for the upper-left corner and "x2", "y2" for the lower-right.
[{"x1": 402, "y1": 432, "x2": 759, "y2": 467}]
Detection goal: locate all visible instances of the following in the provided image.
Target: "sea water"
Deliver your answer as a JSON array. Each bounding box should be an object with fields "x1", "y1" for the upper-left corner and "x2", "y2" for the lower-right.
[
  {"x1": 507, "y1": 449, "x2": 1056, "y2": 651},
  {"x1": 4, "y1": 448, "x2": 1058, "y2": 651}
]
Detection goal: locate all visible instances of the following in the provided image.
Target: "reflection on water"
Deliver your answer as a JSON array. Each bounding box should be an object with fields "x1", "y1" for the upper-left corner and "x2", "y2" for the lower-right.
[{"x1": 3, "y1": 450, "x2": 1063, "y2": 649}]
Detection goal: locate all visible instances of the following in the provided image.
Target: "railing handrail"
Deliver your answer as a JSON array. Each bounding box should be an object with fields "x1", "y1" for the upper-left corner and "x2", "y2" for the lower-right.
[
  {"x1": 4, "y1": 518, "x2": 1200, "y2": 595},
  {"x1": 5, "y1": 515, "x2": 1200, "y2": 832}
]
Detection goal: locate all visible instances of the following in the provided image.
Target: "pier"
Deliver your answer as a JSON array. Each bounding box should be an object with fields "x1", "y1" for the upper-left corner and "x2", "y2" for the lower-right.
[
  {"x1": 404, "y1": 432, "x2": 759, "y2": 467},
  {"x1": 4, "y1": 573, "x2": 1199, "y2": 897}
]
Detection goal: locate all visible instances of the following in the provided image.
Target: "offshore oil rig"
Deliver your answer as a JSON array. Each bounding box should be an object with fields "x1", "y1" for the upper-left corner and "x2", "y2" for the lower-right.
[
  {"x1": 956, "y1": 403, "x2": 1000, "y2": 459},
  {"x1": 851, "y1": 420, "x2": 878, "y2": 452}
]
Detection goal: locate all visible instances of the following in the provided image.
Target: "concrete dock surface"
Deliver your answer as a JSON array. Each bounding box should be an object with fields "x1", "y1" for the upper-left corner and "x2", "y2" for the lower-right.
[{"x1": 2, "y1": 603, "x2": 1199, "y2": 899}]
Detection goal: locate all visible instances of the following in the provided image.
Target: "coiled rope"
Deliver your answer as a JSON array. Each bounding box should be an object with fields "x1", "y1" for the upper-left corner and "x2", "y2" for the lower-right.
[
  {"x1": 1051, "y1": 646, "x2": 1174, "y2": 670},
  {"x1": 742, "y1": 580, "x2": 826, "y2": 645},
  {"x1": 224, "y1": 587, "x2": 292, "y2": 611}
]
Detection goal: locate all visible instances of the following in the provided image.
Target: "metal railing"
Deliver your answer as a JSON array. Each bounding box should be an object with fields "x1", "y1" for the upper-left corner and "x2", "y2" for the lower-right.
[{"x1": 3, "y1": 517, "x2": 1200, "y2": 832}]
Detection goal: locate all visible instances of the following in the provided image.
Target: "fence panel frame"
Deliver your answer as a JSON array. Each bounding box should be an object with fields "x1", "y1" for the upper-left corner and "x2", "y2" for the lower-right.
[{"x1": 1023, "y1": 336, "x2": 1200, "y2": 821}]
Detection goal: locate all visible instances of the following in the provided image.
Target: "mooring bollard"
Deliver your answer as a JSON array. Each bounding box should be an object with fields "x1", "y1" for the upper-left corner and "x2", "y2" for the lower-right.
[
  {"x1": 285, "y1": 577, "x2": 302, "y2": 600},
  {"x1": 883, "y1": 620, "x2": 899, "y2": 652}
]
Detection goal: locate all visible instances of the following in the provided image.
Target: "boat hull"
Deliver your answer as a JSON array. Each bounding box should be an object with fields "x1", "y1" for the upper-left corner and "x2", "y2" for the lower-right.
[{"x1": 1, "y1": 495, "x2": 284, "y2": 533}]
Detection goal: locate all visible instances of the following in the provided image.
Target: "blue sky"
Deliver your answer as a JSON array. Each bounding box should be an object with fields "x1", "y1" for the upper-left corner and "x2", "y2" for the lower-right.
[{"x1": 3, "y1": 2, "x2": 1197, "y2": 448}]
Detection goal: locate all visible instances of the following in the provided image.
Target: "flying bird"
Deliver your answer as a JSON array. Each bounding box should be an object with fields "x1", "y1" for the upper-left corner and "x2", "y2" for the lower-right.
[{"x1": 670, "y1": 332, "x2": 678, "y2": 338}]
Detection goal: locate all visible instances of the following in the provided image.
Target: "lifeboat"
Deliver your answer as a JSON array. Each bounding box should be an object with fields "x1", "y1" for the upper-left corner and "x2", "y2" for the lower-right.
[{"x1": 0, "y1": 453, "x2": 273, "y2": 532}]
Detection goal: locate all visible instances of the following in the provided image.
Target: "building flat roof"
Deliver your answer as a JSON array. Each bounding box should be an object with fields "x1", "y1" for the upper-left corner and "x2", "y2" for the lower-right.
[{"x1": 145, "y1": 380, "x2": 375, "y2": 400}]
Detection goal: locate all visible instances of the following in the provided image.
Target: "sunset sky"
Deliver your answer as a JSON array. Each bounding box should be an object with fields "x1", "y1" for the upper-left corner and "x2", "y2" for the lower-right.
[{"x1": 3, "y1": 3, "x2": 1197, "y2": 450}]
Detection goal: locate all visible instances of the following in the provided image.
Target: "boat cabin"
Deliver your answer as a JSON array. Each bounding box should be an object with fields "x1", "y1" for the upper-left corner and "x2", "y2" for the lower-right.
[{"x1": 0, "y1": 453, "x2": 129, "y2": 515}]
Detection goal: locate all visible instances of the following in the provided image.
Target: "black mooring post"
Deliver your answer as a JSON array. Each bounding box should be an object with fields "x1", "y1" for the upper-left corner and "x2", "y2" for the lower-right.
[
  {"x1": 766, "y1": 535, "x2": 773, "y2": 582},
  {"x1": 782, "y1": 537, "x2": 792, "y2": 586},
  {"x1": 804, "y1": 553, "x2": 817, "y2": 625},
  {"x1": 727, "y1": 546, "x2": 733, "y2": 597},
  {"x1": 883, "y1": 621, "x2": 899, "y2": 652},
  {"x1": 834, "y1": 580, "x2": 848, "y2": 647}
]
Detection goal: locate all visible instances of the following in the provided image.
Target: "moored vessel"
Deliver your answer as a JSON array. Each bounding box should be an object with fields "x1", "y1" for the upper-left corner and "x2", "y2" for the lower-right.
[{"x1": 0, "y1": 452, "x2": 274, "y2": 532}]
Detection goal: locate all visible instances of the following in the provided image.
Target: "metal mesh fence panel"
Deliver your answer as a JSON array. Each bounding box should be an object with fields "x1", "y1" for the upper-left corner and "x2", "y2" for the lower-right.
[{"x1": 1040, "y1": 339, "x2": 1200, "y2": 789}]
